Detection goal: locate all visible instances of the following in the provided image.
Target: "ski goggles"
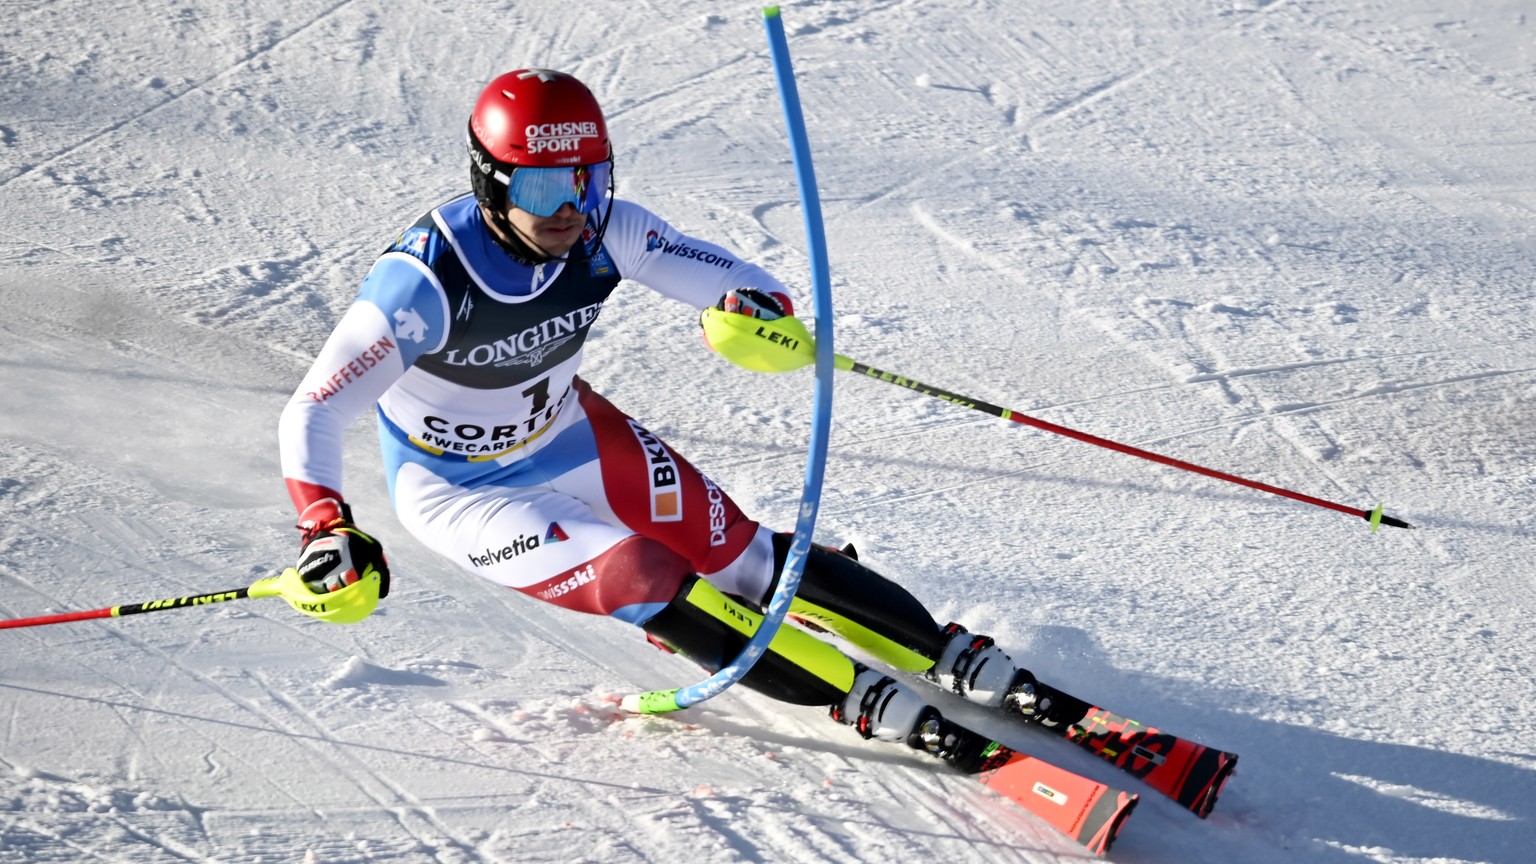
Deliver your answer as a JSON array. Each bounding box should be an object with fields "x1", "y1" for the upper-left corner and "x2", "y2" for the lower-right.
[{"x1": 506, "y1": 161, "x2": 612, "y2": 218}]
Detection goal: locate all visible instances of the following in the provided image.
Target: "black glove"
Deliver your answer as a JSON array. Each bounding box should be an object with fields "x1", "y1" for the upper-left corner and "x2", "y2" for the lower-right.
[
  {"x1": 295, "y1": 499, "x2": 390, "y2": 598},
  {"x1": 715, "y1": 288, "x2": 790, "y2": 320}
]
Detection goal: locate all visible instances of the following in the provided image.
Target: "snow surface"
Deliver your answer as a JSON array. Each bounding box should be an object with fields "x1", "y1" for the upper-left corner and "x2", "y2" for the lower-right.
[{"x1": 2, "y1": 1, "x2": 1534, "y2": 861}]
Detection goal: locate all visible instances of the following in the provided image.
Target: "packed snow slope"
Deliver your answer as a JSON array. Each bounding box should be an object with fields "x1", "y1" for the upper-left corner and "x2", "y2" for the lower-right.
[{"x1": 2, "y1": 1, "x2": 1533, "y2": 861}]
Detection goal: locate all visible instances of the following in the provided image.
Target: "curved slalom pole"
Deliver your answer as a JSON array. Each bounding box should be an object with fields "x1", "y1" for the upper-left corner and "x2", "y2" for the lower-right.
[{"x1": 624, "y1": 6, "x2": 835, "y2": 714}]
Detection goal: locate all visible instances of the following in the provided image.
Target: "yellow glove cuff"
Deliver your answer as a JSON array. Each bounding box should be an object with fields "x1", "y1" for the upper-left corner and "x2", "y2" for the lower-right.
[
  {"x1": 274, "y1": 565, "x2": 382, "y2": 624},
  {"x1": 701, "y1": 308, "x2": 817, "y2": 373}
]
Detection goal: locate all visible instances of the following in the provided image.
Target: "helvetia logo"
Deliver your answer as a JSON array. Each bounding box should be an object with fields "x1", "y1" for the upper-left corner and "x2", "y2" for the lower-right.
[
  {"x1": 467, "y1": 533, "x2": 541, "y2": 568},
  {"x1": 466, "y1": 523, "x2": 568, "y2": 568}
]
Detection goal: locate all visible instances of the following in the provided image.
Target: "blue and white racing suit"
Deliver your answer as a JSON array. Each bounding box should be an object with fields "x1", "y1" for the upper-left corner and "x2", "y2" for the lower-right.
[{"x1": 279, "y1": 194, "x2": 793, "y2": 624}]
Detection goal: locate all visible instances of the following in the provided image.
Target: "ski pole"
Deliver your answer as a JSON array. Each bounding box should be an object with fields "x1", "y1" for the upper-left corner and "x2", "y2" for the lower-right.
[
  {"x1": 1, "y1": 567, "x2": 380, "y2": 630},
  {"x1": 0, "y1": 581, "x2": 278, "y2": 630},
  {"x1": 700, "y1": 310, "x2": 1413, "y2": 531}
]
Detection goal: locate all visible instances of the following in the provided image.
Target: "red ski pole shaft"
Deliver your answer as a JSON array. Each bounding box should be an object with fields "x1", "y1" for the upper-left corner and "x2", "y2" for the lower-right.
[
  {"x1": 844, "y1": 359, "x2": 1412, "y2": 530},
  {"x1": 0, "y1": 583, "x2": 270, "y2": 630},
  {"x1": 0, "y1": 607, "x2": 116, "y2": 629}
]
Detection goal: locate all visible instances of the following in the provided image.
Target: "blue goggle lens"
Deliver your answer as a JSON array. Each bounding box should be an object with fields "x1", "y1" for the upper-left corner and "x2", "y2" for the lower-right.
[{"x1": 506, "y1": 161, "x2": 611, "y2": 217}]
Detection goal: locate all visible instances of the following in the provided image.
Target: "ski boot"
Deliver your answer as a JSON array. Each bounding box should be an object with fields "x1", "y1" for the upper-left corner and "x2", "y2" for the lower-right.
[
  {"x1": 833, "y1": 666, "x2": 994, "y2": 772},
  {"x1": 928, "y1": 623, "x2": 1065, "y2": 726}
]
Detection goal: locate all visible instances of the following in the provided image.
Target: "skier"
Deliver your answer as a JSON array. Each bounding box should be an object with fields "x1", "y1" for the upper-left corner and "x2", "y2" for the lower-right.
[{"x1": 278, "y1": 68, "x2": 1042, "y2": 766}]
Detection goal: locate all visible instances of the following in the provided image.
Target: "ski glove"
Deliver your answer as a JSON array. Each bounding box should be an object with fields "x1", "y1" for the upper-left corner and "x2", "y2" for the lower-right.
[
  {"x1": 295, "y1": 498, "x2": 391, "y2": 599},
  {"x1": 714, "y1": 288, "x2": 792, "y2": 320},
  {"x1": 701, "y1": 289, "x2": 816, "y2": 374}
]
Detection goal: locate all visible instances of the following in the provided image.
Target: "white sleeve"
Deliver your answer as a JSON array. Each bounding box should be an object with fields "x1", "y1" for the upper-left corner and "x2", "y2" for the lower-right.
[
  {"x1": 278, "y1": 301, "x2": 411, "y2": 499},
  {"x1": 601, "y1": 199, "x2": 794, "y2": 311}
]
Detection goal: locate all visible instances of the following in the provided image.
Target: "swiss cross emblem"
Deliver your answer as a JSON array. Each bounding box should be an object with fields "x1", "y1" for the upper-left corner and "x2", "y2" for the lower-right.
[{"x1": 517, "y1": 69, "x2": 559, "y2": 83}]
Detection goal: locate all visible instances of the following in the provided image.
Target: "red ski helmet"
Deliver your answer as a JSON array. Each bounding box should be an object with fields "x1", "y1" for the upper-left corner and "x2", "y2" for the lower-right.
[{"x1": 468, "y1": 69, "x2": 613, "y2": 212}]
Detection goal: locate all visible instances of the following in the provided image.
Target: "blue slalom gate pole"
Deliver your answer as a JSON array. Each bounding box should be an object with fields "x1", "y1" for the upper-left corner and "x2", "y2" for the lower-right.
[{"x1": 624, "y1": 6, "x2": 835, "y2": 714}]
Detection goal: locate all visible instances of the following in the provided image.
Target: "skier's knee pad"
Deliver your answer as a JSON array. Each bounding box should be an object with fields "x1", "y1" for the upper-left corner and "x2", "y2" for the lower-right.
[
  {"x1": 771, "y1": 533, "x2": 947, "y2": 672},
  {"x1": 641, "y1": 575, "x2": 855, "y2": 706}
]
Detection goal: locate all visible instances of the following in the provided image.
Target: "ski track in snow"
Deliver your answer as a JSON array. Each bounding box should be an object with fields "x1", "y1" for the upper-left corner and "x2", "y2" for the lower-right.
[{"x1": 4, "y1": 0, "x2": 1536, "y2": 862}]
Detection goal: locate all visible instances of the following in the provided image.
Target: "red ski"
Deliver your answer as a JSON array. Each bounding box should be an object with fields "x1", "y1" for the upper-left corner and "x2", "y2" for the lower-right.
[
  {"x1": 974, "y1": 741, "x2": 1139, "y2": 856},
  {"x1": 1025, "y1": 682, "x2": 1238, "y2": 817}
]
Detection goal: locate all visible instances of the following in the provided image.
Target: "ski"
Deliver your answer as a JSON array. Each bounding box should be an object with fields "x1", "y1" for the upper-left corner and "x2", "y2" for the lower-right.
[
  {"x1": 1015, "y1": 678, "x2": 1238, "y2": 818},
  {"x1": 928, "y1": 624, "x2": 1238, "y2": 815},
  {"x1": 890, "y1": 705, "x2": 1139, "y2": 857},
  {"x1": 618, "y1": 688, "x2": 1140, "y2": 856},
  {"x1": 970, "y1": 739, "x2": 1139, "y2": 856}
]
